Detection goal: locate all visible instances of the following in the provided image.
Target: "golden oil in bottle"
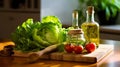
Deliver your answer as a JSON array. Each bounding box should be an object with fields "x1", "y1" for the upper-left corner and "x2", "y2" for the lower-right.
[{"x1": 81, "y1": 6, "x2": 99, "y2": 46}]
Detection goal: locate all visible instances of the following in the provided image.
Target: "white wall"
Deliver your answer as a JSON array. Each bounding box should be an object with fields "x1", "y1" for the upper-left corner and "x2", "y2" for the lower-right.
[{"x1": 41, "y1": 0, "x2": 79, "y2": 25}]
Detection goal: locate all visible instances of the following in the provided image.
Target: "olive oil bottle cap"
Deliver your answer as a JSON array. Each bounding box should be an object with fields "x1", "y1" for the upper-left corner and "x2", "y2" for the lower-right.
[
  {"x1": 87, "y1": 6, "x2": 94, "y2": 14},
  {"x1": 72, "y1": 10, "x2": 78, "y2": 18}
]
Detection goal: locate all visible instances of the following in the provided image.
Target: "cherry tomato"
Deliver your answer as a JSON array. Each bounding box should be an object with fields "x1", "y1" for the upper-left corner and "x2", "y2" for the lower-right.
[
  {"x1": 73, "y1": 45, "x2": 83, "y2": 54},
  {"x1": 85, "y1": 42, "x2": 96, "y2": 53},
  {"x1": 64, "y1": 44, "x2": 74, "y2": 53}
]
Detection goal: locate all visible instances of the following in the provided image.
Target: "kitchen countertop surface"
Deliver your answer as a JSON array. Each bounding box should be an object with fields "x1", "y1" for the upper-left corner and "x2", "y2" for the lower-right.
[{"x1": 0, "y1": 39, "x2": 120, "y2": 67}]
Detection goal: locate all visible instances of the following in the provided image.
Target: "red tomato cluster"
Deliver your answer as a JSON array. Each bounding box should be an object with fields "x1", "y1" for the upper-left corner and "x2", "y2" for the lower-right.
[{"x1": 64, "y1": 42, "x2": 96, "y2": 54}]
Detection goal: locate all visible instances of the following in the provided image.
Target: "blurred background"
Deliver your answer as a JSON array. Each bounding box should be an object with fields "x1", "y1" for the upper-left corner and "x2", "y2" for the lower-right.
[{"x1": 0, "y1": 0, "x2": 120, "y2": 40}]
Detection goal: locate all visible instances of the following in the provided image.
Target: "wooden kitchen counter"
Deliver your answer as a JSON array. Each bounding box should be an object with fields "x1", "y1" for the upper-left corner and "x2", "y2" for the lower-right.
[{"x1": 0, "y1": 39, "x2": 120, "y2": 67}]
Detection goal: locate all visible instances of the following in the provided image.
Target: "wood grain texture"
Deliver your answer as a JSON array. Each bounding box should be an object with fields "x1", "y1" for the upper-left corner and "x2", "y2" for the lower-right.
[{"x1": 13, "y1": 44, "x2": 113, "y2": 63}]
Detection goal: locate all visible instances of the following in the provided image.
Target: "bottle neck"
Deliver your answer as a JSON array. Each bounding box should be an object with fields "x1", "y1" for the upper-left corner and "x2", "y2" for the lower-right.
[
  {"x1": 72, "y1": 10, "x2": 79, "y2": 29},
  {"x1": 72, "y1": 16, "x2": 79, "y2": 28},
  {"x1": 86, "y1": 11, "x2": 95, "y2": 22}
]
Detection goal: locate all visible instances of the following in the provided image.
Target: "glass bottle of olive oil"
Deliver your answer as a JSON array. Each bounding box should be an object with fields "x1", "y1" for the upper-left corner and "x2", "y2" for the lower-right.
[
  {"x1": 81, "y1": 6, "x2": 99, "y2": 46},
  {"x1": 67, "y1": 10, "x2": 86, "y2": 46}
]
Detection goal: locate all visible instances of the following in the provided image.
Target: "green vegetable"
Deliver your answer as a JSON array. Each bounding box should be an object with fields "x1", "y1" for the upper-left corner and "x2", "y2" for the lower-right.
[
  {"x1": 32, "y1": 28, "x2": 50, "y2": 46},
  {"x1": 38, "y1": 22, "x2": 60, "y2": 44},
  {"x1": 11, "y1": 16, "x2": 67, "y2": 52},
  {"x1": 42, "y1": 16, "x2": 62, "y2": 28}
]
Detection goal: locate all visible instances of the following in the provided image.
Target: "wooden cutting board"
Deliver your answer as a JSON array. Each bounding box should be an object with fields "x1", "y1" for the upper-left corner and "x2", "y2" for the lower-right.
[{"x1": 13, "y1": 44, "x2": 113, "y2": 63}]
